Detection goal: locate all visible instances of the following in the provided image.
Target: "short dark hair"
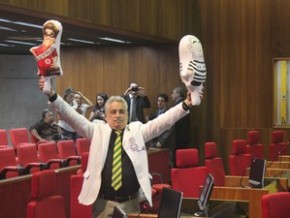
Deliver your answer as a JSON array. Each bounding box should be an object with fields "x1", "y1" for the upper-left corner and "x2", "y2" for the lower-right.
[
  {"x1": 173, "y1": 86, "x2": 185, "y2": 98},
  {"x1": 96, "y1": 92, "x2": 109, "y2": 103},
  {"x1": 42, "y1": 108, "x2": 53, "y2": 119},
  {"x1": 157, "y1": 93, "x2": 169, "y2": 102},
  {"x1": 63, "y1": 87, "x2": 75, "y2": 100}
]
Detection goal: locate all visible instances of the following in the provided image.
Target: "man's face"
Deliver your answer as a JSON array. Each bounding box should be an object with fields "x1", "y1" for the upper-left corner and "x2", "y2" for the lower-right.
[
  {"x1": 171, "y1": 89, "x2": 180, "y2": 102},
  {"x1": 157, "y1": 97, "x2": 167, "y2": 110},
  {"x1": 105, "y1": 101, "x2": 128, "y2": 131},
  {"x1": 43, "y1": 111, "x2": 54, "y2": 124}
]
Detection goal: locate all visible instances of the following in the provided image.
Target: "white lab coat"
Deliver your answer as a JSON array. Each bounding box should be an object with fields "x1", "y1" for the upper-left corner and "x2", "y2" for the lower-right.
[{"x1": 50, "y1": 95, "x2": 189, "y2": 206}]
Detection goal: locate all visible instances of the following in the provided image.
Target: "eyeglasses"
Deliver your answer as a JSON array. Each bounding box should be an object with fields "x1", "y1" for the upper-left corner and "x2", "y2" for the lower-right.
[{"x1": 44, "y1": 32, "x2": 55, "y2": 38}]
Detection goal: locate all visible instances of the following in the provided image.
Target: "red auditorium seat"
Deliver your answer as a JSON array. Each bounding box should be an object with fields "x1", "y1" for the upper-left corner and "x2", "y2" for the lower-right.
[
  {"x1": 71, "y1": 152, "x2": 91, "y2": 217},
  {"x1": 9, "y1": 127, "x2": 33, "y2": 149},
  {"x1": 269, "y1": 130, "x2": 288, "y2": 161},
  {"x1": 38, "y1": 141, "x2": 65, "y2": 169},
  {"x1": 246, "y1": 130, "x2": 264, "y2": 159},
  {"x1": 171, "y1": 148, "x2": 209, "y2": 197},
  {"x1": 17, "y1": 144, "x2": 46, "y2": 173},
  {"x1": 70, "y1": 175, "x2": 92, "y2": 218},
  {"x1": 228, "y1": 139, "x2": 252, "y2": 176},
  {"x1": 30, "y1": 131, "x2": 41, "y2": 145},
  {"x1": 76, "y1": 152, "x2": 89, "y2": 175},
  {"x1": 57, "y1": 140, "x2": 81, "y2": 166},
  {"x1": 261, "y1": 192, "x2": 290, "y2": 218},
  {"x1": 27, "y1": 170, "x2": 66, "y2": 218},
  {"x1": 0, "y1": 147, "x2": 24, "y2": 179},
  {"x1": 0, "y1": 129, "x2": 9, "y2": 148},
  {"x1": 75, "y1": 137, "x2": 90, "y2": 155},
  {"x1": 204, "y1": 142, "x2": 225, "y2": 186}
]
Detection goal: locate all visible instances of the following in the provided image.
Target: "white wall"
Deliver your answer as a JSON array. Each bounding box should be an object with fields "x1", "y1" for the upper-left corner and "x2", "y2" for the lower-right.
[{"x1": 0, "y1": 54, "x2": 48, "y2": 131}]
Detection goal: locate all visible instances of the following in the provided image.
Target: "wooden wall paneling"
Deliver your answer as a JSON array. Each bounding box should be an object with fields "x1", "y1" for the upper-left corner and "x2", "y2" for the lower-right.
[
  {"x1": 198, "y1": 0, "x2": 273, "y2": 129},
  {"x1": 4, "y1": 0, "x2": 290, "y2": 172},
  {"x1": 271, "y1": 0, "x2": 290, "y2": 56},
  {"x1": 194, "y1": 0, "x2": 290, "y2": 168},
  {"x1": 0, "y1": 0, "x2": 196, "y2": 40},
  {"x1": 56, "y1": 45, "x2": 183, "y2": 120},
  {"x1": 1, "y1": 0, "x2": 68, "y2": 16}
]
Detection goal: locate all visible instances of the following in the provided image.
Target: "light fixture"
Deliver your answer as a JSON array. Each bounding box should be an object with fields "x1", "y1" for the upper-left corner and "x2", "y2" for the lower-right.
[
  {"x1": 0, "y1": 43, "x2": 11, "y2": 47},
  {"x1": 0, "y1": 18, "x2": 11, "y2": 23},
  {"x1": 67, "y1": 38, "x2": 95, "y2": 44},
  {"x1": 99, "y1": 37, "x2": 130, "y2": 44},
  {"x1": 13, "y1": 21, "x2": 42, "y2": 29},
  {"x1": 0, "y1": 26, "x2": 17, "y2": 32},
  {"x1": 5, "y1": 40, "x2": 36, "y2": 46}
]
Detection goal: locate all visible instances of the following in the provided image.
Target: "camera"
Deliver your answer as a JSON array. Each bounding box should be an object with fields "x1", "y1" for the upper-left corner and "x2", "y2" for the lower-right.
[{"x1": 131, "y1": 87, "x2": 139, "y2": 92}]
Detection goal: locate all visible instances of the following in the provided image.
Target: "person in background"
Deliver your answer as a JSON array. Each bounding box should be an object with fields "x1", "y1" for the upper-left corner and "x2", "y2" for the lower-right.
[
  {"x1": 171, "y1": 86, "x2": 191, "y2": 166},
  {"x1": 73, "y1": 91, "x2": 94, "y2": 117},
  {"x1": 148, "y1": 93, "x2": 173, "y2": 149},
  {"x1": 30, "y1": 108, "x2": 63, "y2": 143},
  {"x1": 148, "y1": 93, "x2": 174, "y2": 167},
  {"x1": 89, "y1": 92, "x2": 109, "y2": 122},
  {"x1": 38, "y1": 77, "x2": 197, "y2": 217},
  {"x1": 123, "y1": 82, "x2": 151, "y2": 123},
  {"x1": 58, "y1": 87, "x2": 78, "y2": 140}
]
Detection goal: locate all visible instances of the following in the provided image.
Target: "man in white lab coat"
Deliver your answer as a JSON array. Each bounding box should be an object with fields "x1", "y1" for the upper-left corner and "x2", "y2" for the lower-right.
[{"x1": 39, "y1": 78, "x2": 201, "y2": 217}]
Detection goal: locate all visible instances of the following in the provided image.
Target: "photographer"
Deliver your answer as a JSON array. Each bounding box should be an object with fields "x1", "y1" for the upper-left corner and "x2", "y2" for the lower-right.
[{"x1": 122, "y1": 82, "x2": 151, "y2": 123}]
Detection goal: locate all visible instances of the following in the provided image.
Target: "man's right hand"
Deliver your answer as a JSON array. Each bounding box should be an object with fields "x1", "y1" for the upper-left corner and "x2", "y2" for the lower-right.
[
  {"x1": 123, "y1": 87, "x2": 132, "y2": 95},
  {"x1": 38, "y1": 76, "x2": 55, "y2": 97}
]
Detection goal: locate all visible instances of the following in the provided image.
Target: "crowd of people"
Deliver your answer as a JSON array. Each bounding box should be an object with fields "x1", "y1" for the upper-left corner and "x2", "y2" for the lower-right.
[
  {"x1": 27, "y1": 18, "x2": 200, "y2": 218},
  {"x1": 38, "y1": 75, "x2": 197, "y2": 217},
  {"x1": 31, "y1": 83, "x2": 191, "y2": 151}
]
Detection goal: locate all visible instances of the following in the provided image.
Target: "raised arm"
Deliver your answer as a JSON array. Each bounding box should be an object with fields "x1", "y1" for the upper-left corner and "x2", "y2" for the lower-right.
[
  {"x1": 141, "y1": 91, "x2": 193, "y2": 142},
  {"x1": 78, "y1": 91, "x2": 94, "y2": 110},
  {"x1": 38, "y1": 78, "x2": 95, "y2": 139}
]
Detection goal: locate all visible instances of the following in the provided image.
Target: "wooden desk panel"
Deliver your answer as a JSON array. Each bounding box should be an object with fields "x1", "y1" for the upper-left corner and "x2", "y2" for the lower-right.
[
  {"x1": 210, "y1": 186, "x2": 269, "y2": 218},
  {"x1": 222, "y1": 176, "x2": 289, "y2": 217},
  {"x1": 128, "y1": 214, "x2": 157, "y2": 218},
  {"x1": 224, "y1": 175, "x2": 288, "y2": 191},
  {"x1": 129, "y1": 198, "x2": 248, "y2": 218},
  {"x1": 264, "y1": 168, "x2": 290, "y2": 187},
  {"x1": 266, "y1": 161, "x2": 290, "y2": 169},
  {"x1": 278, "y1": 155, "x2": 290, "y2": 162},
  {"x1": 245, "y1": 161, "x2": 290, "y2": 176}
]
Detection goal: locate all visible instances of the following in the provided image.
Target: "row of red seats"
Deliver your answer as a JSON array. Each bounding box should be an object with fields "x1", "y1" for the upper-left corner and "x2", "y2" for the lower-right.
[
  {"x1": 29, "y1": 154, "x2": 290, "y2": 218},
  {"x1": 0, "y1": 127, "x2": 91, "y2": 153},
  {"x1": 0, "y1": 128, "x2": 34, "y2": 149},
  {"x1": 228, "y1": 130, "x2": 289, "y2": 178},
  {"x1": 241, "y1": 130, "x2": 288, "y2": 161},
  {"x1": 0, "y1": 138, "x2": 90, "y2": 180}
]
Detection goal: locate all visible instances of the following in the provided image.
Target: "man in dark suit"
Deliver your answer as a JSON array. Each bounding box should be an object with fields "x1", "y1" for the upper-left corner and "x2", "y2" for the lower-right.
[
  {"x1": 148, "y1": 93, "x2": 173, "y2": 149},
  {"x1": 123, "y1": 82, "x2": 151, "y2": 123},
  {"x1": 171, "y1": 86, "x2": 191, "y2": 166}
]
